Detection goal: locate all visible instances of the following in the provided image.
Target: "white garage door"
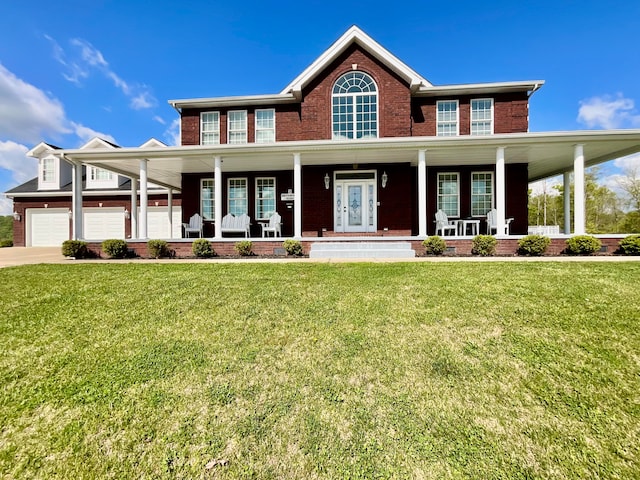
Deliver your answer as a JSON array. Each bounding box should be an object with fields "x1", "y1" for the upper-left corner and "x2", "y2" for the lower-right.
[
  {"x1": 83, "y1": 207, "x2": 125, "y2": 240},
  {"x1": 27, "y1": 208, "x2": 70, "y2": 247},
  {"x1": 143, "y1": 206, "x2": 182, "y2": 238}
]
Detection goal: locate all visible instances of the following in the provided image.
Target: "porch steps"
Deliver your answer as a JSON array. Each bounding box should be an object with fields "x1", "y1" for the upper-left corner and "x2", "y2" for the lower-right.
[{"x1": 309, "y1": 241, "x2": 415, "y2": 259}]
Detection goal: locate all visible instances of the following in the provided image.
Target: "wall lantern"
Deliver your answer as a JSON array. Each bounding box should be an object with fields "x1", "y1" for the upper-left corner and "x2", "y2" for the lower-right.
[
  {"x1": 68, "y1": 209, "x2": 73, "y2": 219},
  {"x1": 13, "y1": 211, "x2": 21, "y2": 222},
  {"x1": 324, "y1": 173, "x2": 330, "y2": 190},
  {"x1": 124, "y1": 208, "x2": 130, "y2": 219},
  {"x1": 381, "y1": 171, "x2": 388, "y2": 188}
]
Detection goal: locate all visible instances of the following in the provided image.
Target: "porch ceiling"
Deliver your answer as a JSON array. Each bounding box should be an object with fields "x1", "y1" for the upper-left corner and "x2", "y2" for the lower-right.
[{"x1": 60, "y1": 130, "x2": 640, "y2": 189}]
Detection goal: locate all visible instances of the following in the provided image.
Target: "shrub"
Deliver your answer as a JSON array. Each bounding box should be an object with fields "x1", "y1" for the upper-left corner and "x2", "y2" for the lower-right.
[
  {"x1": 422, "y1": 236, "x2": 446, "y2": 255},
  {"x1": 283, "y1": 239, "x2": 303, "y2": 256},
  {"x1": 0, "y1": 239, "x2": 13, "y2": 248},
  {"x1": 565, "y1": 235, "x2": 601, "y2": 255},
  {"x1": 517, "y1": 235, "x2": 550, "y2": 256},
  {"x1": 192, "y1": 239, "x2": 216, "y2": 258},
  {"x1": 62, "y1": 240, "x2": 88, "y2": 258},
  {"x1": 234, "y1": 240, "x2": 253, "y2": 256},
  {"x1": 471, "y1": 235, "x2": 497, "y2": 256},
  {"x1": 147, "y1": 239, "x2": 170, "y2": 259},
  {"x1": 618, "y1": 234, "x2": 640, "y2": 255},
  {"x1": 101, "y1": 239, "x2": 128, "y2": 259}
]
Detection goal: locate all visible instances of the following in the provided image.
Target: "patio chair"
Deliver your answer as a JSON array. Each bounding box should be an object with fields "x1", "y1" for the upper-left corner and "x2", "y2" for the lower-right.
[
  {"x1": 486, "y1": 208, "x2": 513, "y2": 235},
  {"x1": 261, "y1": 212, "x2": 282, "y2": 237},
  {"x1": 435, "y1": 209, "x2": 457, "y2": 236},
  {"x1": 182, "y1": 213, "x2": 203, "y2": 238}
]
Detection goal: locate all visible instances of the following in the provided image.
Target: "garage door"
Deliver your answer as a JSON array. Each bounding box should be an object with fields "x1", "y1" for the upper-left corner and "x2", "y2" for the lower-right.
[
  {"x1": 143, "y1": 206, "x2": 182, "y2": 238},
  {"x1": 83, "y1": 207, "x2": 125, "y2": 240},
  {"x1": 27, "y1": 208, "x2": 70, "y2": 246}
]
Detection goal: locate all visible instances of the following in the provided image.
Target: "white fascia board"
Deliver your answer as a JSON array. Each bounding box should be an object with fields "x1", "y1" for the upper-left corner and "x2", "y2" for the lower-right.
[
  {"x1": 168, "y1": 93, "x2": 298, "y2": 110},
  {"x1": 80, "y1": 137, "x2": 120, "y2": 149},
  {"x1": 27, "y1": 142, "x2": 60, "y2": 158},
  {"x1": 415, "y1": 80, "x2": 545, "y2": 97},
  {"x1": 280, "y1": 25, "x2": 431, "y2": 96}
]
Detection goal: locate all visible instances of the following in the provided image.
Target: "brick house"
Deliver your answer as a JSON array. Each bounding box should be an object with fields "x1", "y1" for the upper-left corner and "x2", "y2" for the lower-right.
[{"x1": 7, "y1": 26, "x2": 640, "y2": 252}]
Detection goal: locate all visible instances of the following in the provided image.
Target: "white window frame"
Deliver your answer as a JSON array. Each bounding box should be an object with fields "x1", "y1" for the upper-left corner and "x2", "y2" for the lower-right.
[
  {"x1": 332, "y1": 71, "x2": 378, "y2": 140},
  {"x1": 86, "y1": 166, "x2": 118, "y2": 189},
  {"x1": 437, "y1": 172, "x2": 460, "y2": 218},
  {"x1": 255, "y1": 177, "x2": 276, "y2": 220},
  {"x1": 201, "y1": 178, "x2": 215, "y2": 221},
  {"x1": 227, "y1": 110, "x2": 248, "y2": 144},
  {"x1": 200, "y1": 112, "x2": 220, "y2": 145},
  {"x1": 255, "y1": 109, "x2": 275, "y2": 144},
  {"x1": 39, "y1": 156, "x2": 58, "y2": 190},
  {"x1": 471, "y1": 98, "x2": 494, "y2": 135},
  {"x1": 436, "y1": 100, "x2": 459, "y2": 136},
  {"x1": 471, "y1": 172, "x2": 494, "y2": 217},
  {"x1": 227, "y1": 177, "x2": 248, "y2": 215}
]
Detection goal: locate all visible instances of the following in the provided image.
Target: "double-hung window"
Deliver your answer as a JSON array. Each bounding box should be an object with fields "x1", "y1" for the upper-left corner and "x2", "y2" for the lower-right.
[
  {"x1": 41, "y1": 157, "x2": 55, "y2": 183},
  {"x1": 255, "y1": 177, "x2": 276, "y2": 220},
  {"x1": 201, "y1": 112, "x2": 220, "y2": 145},
  {"x1": 436, "y1": 100, "x2": 459, "y2": 136},
  {"x1": 228, "y1": 178, "x2": 248, "y2": 215},
  {"x1": 90, "y1": 167, "x2": 114, "y2": 182},
  {"x1": 332, "y1": 72, "x2": 378, "y2": 139},
  {"x1": 437, "y1": 173, "x2": 460, "y2": 218},
  {"x1": 471, "y1": 99, "x2": 493, "y2": 135},
  {"x1": 201, "y1": 179, "x2": 215, "y2": 220},
  {"x1": 228, "y1": 111, "x2": 247, "y2": 144},
  {"x1": 255, "y1": 109, "x2": 275, "y2": 143},
  {"x1": 471, "y1": 172, "x2": 493, "y2": 217}
]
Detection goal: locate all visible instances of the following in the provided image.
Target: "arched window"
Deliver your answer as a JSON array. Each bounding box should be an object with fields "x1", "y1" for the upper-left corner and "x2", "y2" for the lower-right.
[{"x1": 332, "y1": 72, "x2": 378, "y2": 140}]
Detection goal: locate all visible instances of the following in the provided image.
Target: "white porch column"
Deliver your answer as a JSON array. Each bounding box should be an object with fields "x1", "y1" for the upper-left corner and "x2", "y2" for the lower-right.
[
  {"x1": 71, "y1": 160, "x2": 83, "y2": 240},
  {"x1": 418, "y1": 149, "x2": 427, "y2": 237},
  {"x1": 294, "y1": 153, "x2": 302, "y2": 238},
  {"x1": 139, "y1": 159, "x2": 148, "y2": 239},
  {"x1": 573, "y1": 144, "x2": 586, "y2": 235},
  {"x1": 496, "y1": 146, "x2": 506, "y2": 235},
  {"x1": 167, "y1": 189, "x2": 173, "y2": 238},
  {"x1": 130, "y1": 178, "x2": 138, "y2": 239},
  {"x1": 214, "y1": 156, "x2": 222, "y2": 239},
  {"x1": 563, "y1": 171, "x2": 571, "y2": 234}
]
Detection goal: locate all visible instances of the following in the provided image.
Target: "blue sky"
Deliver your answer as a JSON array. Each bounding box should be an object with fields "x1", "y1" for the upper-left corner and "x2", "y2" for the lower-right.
[{"x1": 1, "y1": 0, "x2": 640, "y2": 213}]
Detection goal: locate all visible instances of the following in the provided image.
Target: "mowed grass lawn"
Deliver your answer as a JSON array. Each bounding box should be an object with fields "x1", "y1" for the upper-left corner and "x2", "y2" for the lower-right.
[{"x1": 1, "y1": 262, "x2": 639, "y2": 479}]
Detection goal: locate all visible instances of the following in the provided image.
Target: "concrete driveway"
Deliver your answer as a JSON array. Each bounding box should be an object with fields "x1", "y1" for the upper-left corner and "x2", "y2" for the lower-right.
[{"x1": 0, "y1": 247, "x2": 66, "y2": 268}]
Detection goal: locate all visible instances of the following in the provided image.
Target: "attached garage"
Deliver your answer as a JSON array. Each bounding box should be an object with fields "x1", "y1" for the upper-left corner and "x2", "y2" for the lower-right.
[
  {"x1": 83, "y1": 207, "x2": 125, "y2": 240},
  {"x1": 144, "y1": 206, "x2": 183, "y2": 238},
  {"x1": 26, "y1": 208, "x2": 70, "y2": 246}
]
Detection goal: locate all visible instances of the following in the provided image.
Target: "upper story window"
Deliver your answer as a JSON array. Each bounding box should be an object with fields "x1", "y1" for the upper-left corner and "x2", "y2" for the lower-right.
[
  {"x1": 86, "y1": 166, "x2": 118, "y2": 189},
  {"x1": 332, "y1": 72, "x2": 378, "y2": 140},
  {"x1": 228, "y1": 110, "x2": 248, "y2": 144},
  {"x1": 201, "y1": 112, "x2": 220, "y2": 145},
  {"x1": 436, "y1": 100, "x2": 459, "y2": 136},
  {"x1": 41, "y1": 157, "x2": 56, "y2": 183},
  {"x1": 255, "y1": 109, "x2": 275, "y2": 143},
  {"x1": 471, "y1": 99, "x2": 493, "y2": 135}
]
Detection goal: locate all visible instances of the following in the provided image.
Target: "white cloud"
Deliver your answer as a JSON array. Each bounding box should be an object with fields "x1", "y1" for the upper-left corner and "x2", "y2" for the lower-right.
[
  {"x1": 70, "y1": 122, "x2": 117, "y2": 145},
  {"x1": 0, "y1": 140, "x2": 36, "y2": 184},
  {"x1": 613, "y1": 152, "x2": 640, "y2": 172},
  {"x1": 577, "y1": 94, "x2": 640, "y2": 129},
  {"x1": 164, "y1": 119, "x2": 180, "y2": 146},
  {"x1": 0, "y1": 63, "x2": 70, "y2": 142},
  {"x1": 153, "y1": 116, "x2": 166, "y2": 125},
  {"x1": 47, "y1": 35, "x2": 156, "y2": 110},
  {"x1": 529, "y1": 177, "x2": 562, "y2": 196}
]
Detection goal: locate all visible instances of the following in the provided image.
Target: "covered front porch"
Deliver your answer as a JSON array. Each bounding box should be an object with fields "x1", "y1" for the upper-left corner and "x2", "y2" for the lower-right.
[{"x1": 56, "y1": 130, "x2": 640, "y2": 242}]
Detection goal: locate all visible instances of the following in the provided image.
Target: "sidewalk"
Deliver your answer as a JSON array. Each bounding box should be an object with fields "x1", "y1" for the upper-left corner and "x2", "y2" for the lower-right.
[{"x1": 1, "y1": 246, "x2": 640, "y2": 268}]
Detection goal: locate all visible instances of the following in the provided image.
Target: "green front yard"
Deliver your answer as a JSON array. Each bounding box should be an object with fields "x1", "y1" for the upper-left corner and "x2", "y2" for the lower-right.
[{"x1": 1, "y1": 262, "x2": 639, "y2": 478}]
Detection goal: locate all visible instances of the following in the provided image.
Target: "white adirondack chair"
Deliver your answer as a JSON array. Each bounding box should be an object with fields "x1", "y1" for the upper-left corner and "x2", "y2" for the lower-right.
[
  {"x1": 435, "y1": 209, "x2": 456, "y2": 236},
  {"x1": 182, "y1": 213, "x2": 203, "y2": 238},
  {"x1": 486, "y1": 208, "x2": 513, "y2": 235},
  {"x1": 261, "y1": 212, "x2": 282, "y2": 237}
]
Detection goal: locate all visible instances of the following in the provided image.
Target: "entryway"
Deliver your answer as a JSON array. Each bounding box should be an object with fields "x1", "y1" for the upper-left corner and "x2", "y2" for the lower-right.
[{"x1": 334, "y1": 171, "x2": 377, "y2": 233}]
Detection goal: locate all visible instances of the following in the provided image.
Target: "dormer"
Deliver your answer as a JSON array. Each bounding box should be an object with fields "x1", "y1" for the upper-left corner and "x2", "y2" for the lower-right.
[
  {"x1": 27, "y1": 142, "x2": 71, "y2": 191},
  {"x1": 81, "y1": 138, "x2": 126, "y2": 190}
]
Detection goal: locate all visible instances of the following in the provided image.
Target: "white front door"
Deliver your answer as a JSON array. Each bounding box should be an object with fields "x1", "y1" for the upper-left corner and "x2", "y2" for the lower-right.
[{"x1": 334, "y1": 172, "x2": 376, "y2": 233}]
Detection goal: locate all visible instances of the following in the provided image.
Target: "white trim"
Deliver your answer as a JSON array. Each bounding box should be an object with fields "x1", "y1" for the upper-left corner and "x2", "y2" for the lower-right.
[
  {"x1": 471, "y1": 98, "x2": 494, "y2": 136},
  {"x1": 200, "y1": 178, "x2": 215, "y2": 220},
  {"x1": 418, "y1": 150, "x2": 427, "y2": 236},
  {"x1": 496, "y1": 147, "x2": 506, "y2": 234},
  {"x1": 437, "y1": 172, "x2": 460, "y2": 218},
  {"x1": 333, "y1": 169, "x2": 377, "y2": 233},
  {"x1": 332, "y1": 71, "x2": 379, "y2": 140},
  {"x1": 416, "y1": 80, "x2": 544, "y2": 97},
  {"x1": 470, "y1": 171, "x2": 494, "y2": 217},
  {"x1": 436, "y1": 100, "x2": 459, "y2": 137},
  {"x1": 38, "y1": 156, "x2": 58, "y2": 190},
  {"x1": 255, "y1": 177, "x2": 276, "y2": 220},
  {"x1": 227, "y1": 177, "x2": 248, "y2": 215},
  {"x1": 200, "y1": 111, "x2": 220, "y2": 145},
  {"x1": 169, "y1": 93, "x2": 297, "y2": 110},
  {"x1": 86, "y1": 166, "x2": 118, "y2": 189},
  {"x1": 293, "y1": 153, "x2": 302, "y2": 238}
]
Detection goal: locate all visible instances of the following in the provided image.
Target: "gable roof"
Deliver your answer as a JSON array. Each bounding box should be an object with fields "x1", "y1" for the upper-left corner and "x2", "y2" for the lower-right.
[
  {"x1": 281, "y1": 25, "x2": 432, "y2": 97},
  {"x1": 26, "y1": 142, "x2": 61, "y2": 158}
]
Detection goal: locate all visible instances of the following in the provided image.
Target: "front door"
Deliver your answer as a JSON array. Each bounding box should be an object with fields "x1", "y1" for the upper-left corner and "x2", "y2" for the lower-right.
[{"x1": 334, "y1": 171, "x2": 377, "y2": 233}]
